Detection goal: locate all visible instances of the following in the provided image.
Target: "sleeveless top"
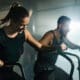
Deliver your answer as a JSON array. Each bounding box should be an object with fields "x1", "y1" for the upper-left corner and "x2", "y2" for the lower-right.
[
  {"x1": 35, "y1": 30, "x2": 63, "y2": 71},
  {"x1": 0, "y1": 28, "x2": 25, "y2": 64}
]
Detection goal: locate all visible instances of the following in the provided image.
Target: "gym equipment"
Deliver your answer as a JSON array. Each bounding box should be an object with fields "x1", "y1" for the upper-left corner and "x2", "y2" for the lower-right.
[
  {"x1": 64, "y1": 52, "x2": 80, "y2": 80},
  {"x1": 5, "y1": 63, "x2": 25, "y2": 80}
]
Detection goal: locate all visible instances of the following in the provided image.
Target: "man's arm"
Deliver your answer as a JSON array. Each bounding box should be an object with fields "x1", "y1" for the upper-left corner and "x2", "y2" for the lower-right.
[
  {"x1": 39, "y1": 31, "x2": 54, "y2": 47},
  {"x1": 38, "y1": 31, "x2": 59, "y2": 51},
  {"x1": 63, "y1": 37, "x2": 80, "y2": 49}
]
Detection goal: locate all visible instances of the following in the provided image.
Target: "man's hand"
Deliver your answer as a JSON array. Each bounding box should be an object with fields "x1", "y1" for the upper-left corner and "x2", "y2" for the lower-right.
[
  {"x1": 0, "y1": 60, "x2": 4, "y2": 67},
  {"x1": 60, "y1": 43, "x2": 67, "y2": 51}
]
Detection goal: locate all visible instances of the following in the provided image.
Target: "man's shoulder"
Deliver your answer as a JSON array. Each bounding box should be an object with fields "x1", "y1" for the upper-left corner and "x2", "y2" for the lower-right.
[
  {"x1": 45, "y1": 30, "x2": 55, "y2": 35},
  {"x1": 42, "y1": 30, "x2": 55, "y2": 38}
]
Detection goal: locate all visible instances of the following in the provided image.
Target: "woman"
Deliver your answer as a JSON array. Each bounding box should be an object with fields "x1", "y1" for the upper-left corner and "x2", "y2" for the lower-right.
[{"x1": 0, "y1": 2, "x2": 42, "y2": 80}]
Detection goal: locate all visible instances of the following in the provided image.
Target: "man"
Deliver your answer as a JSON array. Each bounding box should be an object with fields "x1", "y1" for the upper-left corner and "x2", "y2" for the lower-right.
[{"x1": 34, "y1": 16, "x2": 80, "y2": 80}]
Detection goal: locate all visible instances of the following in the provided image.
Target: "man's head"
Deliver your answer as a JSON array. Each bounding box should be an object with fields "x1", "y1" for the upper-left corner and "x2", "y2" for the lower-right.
[{"x1": 57, "y1": 16, "x2": 71, "y2": 37}]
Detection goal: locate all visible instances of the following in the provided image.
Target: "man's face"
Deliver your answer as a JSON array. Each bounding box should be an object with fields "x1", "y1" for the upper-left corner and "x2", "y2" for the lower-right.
[{"x1": 60, "y1": 21, "x2": 70, "y2": 37}]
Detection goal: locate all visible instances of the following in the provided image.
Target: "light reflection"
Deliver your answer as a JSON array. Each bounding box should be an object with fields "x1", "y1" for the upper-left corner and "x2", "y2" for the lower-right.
[{"x1": 67, "y1": 20, "x2": 80, "y2": 45}]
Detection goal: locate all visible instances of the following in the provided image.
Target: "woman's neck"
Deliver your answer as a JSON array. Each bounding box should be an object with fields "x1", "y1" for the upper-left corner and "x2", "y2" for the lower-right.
[
  {"x1": 3, "y1": 23, "x2": 18, "y2": 35},
  {"x1": 3, "y1": 25, "x2": 19, "y2": 38}
]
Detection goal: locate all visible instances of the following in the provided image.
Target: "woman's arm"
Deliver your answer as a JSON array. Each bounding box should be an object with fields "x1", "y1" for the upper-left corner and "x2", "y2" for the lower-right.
[
  {"x1": 24, "y1": 29, "x2": 42, "y2": 48},
  {"x1": 0, "y1": 59, "x2": 4, "y2": 67},
  {"x1": 0, "y1": 45, "x2": 4, "y2": 67}
]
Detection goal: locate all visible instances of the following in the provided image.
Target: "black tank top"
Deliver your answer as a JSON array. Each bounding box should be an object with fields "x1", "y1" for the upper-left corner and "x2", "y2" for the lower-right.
[
  {"x1": 0, "y1": 28, "x2": 25, "y2": 64},
  {"x1": 35, "y1": 30, "x2": 63, "y2": 70}
]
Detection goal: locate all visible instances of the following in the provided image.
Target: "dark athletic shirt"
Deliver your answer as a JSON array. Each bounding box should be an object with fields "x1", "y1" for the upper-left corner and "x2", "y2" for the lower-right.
[
  {"x1": 35, "y1": 30, "x2": 63, "y2": 70},
  {"x1": 0, "y1": 28, "x2": 25, "y2": 64}
]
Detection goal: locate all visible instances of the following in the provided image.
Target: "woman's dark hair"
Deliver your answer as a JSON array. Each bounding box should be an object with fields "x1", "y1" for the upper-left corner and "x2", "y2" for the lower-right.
[{"x1": 0, "y1": 2, "x2": 29, "y2": 24}]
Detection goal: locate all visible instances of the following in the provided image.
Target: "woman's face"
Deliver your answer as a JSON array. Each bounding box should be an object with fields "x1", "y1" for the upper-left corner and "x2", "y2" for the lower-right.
[
  {"x1": 19, "y1": 16, "x2": 30, "y2": 30},
  {"x1": 14, "y1": 16, "x2": 30, "y2": 32}
]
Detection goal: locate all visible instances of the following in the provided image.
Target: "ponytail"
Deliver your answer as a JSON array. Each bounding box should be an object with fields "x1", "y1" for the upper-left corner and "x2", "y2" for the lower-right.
[{"x1": 0, "y1": 2, "x2": 28, "y2": 25}]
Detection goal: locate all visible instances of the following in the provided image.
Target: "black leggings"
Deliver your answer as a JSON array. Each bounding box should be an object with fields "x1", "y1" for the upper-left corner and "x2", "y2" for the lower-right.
[
  {"x1": 0, "y1": 67, "x2": 23, "y2": 80},
  {"x1": 34, "y1": 66, "x2": 72, "y2": 80}
]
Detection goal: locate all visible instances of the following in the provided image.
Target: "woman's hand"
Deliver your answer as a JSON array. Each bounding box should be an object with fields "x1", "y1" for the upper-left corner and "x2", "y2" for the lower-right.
[{"x1": 0, "y1": 59, "x2": 4, "y2": 67}]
